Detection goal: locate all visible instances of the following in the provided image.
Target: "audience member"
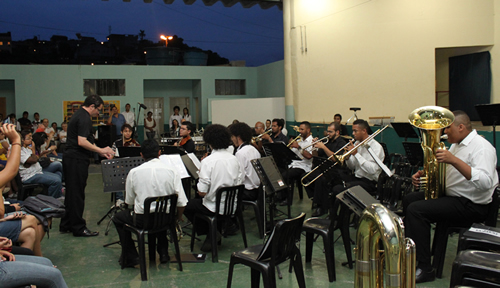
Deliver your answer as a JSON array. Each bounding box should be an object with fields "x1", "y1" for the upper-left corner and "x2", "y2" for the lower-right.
[
  {"x1": 169, "y1": 106, "x2": 182, "y2": 129},
  {"x1": 182, "y1": 107, "x2": 191, "y2": 123},
  {"x1": 58, "y1": 122, "x2": 68, "y2": 153},
  {"x1": 18, "y1": 111, "x2": 32, "y2": 131},
  {"x1": 107, "y1": 105, "x2": 126, "y2": 139},
  {"x1": 121, "y1": 103, "x2": 135, "y2": 127},
  {"x1": 144, "y1": 111, "x2": 156, "y2": 140},
  {"x1": 170, "y1": 119, "x2": 180, "y2": 137},
  {"x1": 32, "y1": 112, "x2": 41, "y2": 131}
]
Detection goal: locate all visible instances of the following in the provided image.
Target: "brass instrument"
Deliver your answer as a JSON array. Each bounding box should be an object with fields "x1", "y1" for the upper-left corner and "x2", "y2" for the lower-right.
[
  {"x1": 301, "y1": 141, "x2": 350, "y2": 186},
  {"x1": 355, "y1": 203, "x2": 416, "y2": 288},
  {"x1": 301, "y1": 125, "x2": 389, "y2": 186},
  {"x1": 408, "y1": 106, "x2": 454, "y2": 200},
  {"x1": 301, "y1": 136, "x2": 329, "y2": 150},
  {"x1": 252, "y1": 129, "x2": 272, "y2": 142},
  {"x1": 287, "y1": 134, "x2": 302, "y2": 148}
]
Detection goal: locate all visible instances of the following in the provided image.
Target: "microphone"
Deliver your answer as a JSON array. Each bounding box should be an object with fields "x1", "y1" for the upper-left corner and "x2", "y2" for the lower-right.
[{"x1": 138, "y1": 102, "x2": 147, "y2": 109}]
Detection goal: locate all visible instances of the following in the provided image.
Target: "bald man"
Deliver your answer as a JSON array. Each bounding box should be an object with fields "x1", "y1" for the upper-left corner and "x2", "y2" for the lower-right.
[
  {"x1": 403, "y1": 110, "x2": 499, "y2": 283},
  {"x1": 252, "y1": 121, "x2": 267, "y2": 155}
]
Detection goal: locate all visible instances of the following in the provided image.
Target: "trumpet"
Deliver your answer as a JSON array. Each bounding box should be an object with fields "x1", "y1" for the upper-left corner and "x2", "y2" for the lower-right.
[
  {"x1": 252, "y1": 129, "x2": 272, "y2": 142},
  {"x1": 301, "y1": 136, "x2": 329, "y2": 150},
  {"x1": 287, "y1": 125, "x2": 302, "y2": 148},
  {"x1": 301, "y1": 125, "x2": 389, "y2": 186}
]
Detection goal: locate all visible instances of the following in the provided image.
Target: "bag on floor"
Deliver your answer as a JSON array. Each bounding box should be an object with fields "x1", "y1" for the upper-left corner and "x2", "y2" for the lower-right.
[{"x1": 22, "y1": 194, "x2": 65, "y2": 234}]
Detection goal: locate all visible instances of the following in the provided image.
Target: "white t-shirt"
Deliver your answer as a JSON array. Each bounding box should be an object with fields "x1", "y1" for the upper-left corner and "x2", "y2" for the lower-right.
[
  {"x1": 19, "y1": 146, "x2": 43, "y2": 181},
  {"x1": 122, "y1": 111, "x2": 135, "y2": 127}
]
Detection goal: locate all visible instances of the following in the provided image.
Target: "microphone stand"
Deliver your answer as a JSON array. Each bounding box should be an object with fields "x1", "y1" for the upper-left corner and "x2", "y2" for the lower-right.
[{"x1": 135, "y1": 105, "x2": 143, "y2": 139}]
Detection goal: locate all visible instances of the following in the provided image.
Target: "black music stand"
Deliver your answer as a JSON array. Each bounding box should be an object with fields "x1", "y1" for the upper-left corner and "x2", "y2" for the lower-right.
[
  {"x1": 251, "y1": 157, "x2": 289, "y2": 233},
  {"x1": 391, "y1": 122, "x2": 419, "y2": 141},
  {"x1": 402, "y1": 142, "x2": 423, "y2": 167},
  {"x1": 475, "y1": 103, "x2": 500, "y2": 149},
  {"x1": 99, "y1": 156, "x2": 145, "y2": 247},
  {"x1": 160, "y1": 145, "x2": 185, "y2": 155},
  {"x1": 117, "y1": 147, "x2": 141, "y2": 158}
]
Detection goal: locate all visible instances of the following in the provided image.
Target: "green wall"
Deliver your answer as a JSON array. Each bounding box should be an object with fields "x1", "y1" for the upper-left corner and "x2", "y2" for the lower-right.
[{"x1": 0, "y1": 80, "x2": 15, "y2": 118}]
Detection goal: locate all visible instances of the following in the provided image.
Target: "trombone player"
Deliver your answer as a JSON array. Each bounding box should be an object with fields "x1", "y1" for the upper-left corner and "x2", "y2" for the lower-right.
[
  {"x1": 306, "y1": 122, "x2": 348, "y2": 217},
  {"x1": 279, "y1": 121, "x2": 313, "y2": 206}
]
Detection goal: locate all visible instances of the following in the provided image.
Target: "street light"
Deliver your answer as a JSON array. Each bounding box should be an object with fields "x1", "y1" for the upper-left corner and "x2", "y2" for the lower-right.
[{"x1": 160, "y1": 35, "x2": 173, "y2": 47}]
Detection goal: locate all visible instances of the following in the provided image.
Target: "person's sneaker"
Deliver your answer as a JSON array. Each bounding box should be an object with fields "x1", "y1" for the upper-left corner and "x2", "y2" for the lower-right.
[{"x1": 115, "y1": 199, "x2": 125, "y2": 207}]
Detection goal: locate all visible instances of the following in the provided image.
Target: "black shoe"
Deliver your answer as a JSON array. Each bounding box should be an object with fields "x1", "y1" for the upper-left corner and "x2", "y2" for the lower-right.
[
  {"x1": 159, "y1": 253, "x2": 170, "y2": 264},
  {"x1": 415, "y1": 267, "x2": 436, "y2": 283},
  {"x1": 311, "y1": 208, "x2": 325, "y2": 217},
  {"x1": 223, "y1": 222, "x2": 239, "y2": 236},
  {"x1": 200, "y1": 232, "x2": 222, "y2": 252},
  {"x1": 74, "y1": 228, "x2": 99, "y2": 237},
  {"x1": 59, "y1": 227, "x2": 71, "y2": 233},
  {"x1": 120, "y1": 255, "x2": 139, "y2": 268}
]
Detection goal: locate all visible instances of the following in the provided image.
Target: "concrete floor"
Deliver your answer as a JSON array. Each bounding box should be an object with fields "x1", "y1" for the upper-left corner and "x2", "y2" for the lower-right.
[{"x1": 41, "y1": 164, "x2": 456, "y2": 287}]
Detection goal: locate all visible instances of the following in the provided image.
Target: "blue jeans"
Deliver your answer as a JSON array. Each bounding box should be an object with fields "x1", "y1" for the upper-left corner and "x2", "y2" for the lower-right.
[
  {"x1": 0, "y1": 255, "x2": 68, "y2": 288},
  {"x1": 24, "y1": 171, "x2": 62, "y2": 198},
  {"x1": 43, "y1": 161, "x2": 63, "y2": 179}
]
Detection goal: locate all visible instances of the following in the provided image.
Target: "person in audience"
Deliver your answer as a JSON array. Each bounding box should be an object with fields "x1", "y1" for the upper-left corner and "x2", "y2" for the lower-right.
[
  {"x1": 32, "y1": 112, "x2": 41, "y2": 132},
  {"x1": 0, "y1": 129, "x2": 8, "y2": 167},
  {"x1": 0, "y1": 236, "x2": 68, "y2": 287},
  {"x1": 173, "y1": 121, "x2": 195, "y2": 153},
  {"x1": 18, "y1": 111, "x2": 32, "y2": 132},
  {"x1": 0, "y1": 124, "x2": 45, "y2": 257},
  {"x1": 182, "y1": 107, "x2": 191, "y2": 123},
  {"x1": 59, "y1": 95, "x2": 114, "y2": 237},
  {"x1": 51, "y1": 122, "x2": 59, "y2": 141},
  {"x1": 7, "y1": 114, "x2": 20, "y2": 132},
  {"x1": 144, "y1": 111, "x2": 156, "y2": 140},
  {"x1": 334, "y1": 113, "x2": 349, "y2": 136},
  {"x1": 42, "y1": 119, "x2": 54, "y2": 135},
  {"x1": 19, "y1": 131, "x2": 63, "y2": 200},
  {"x1": 183, "y1": 124, "x2": 243, "y2": 252},
  {"x1": 169, "y1": 106, "x2": 182, "y2": 129},
  {"x1": 170, "y1": 119, "x2": 180, "y2": 137},
  {"x1": 404, "y1": 110, "x2": 499, "y2": 283},
  {"x1": 121, "y1": 103, "x2": 135, "y2": 127},
  {"x1": 32, "y1": 132, "x2": 63, "y2": 174},
  {"x1": 58, "y1": 122, "x2": 68, "y2": 153},
  {"x1": 112, "y1": 139, "x2": 188, "y2": 267},
  {"x1": 107, "y1": 104, "x2": 126, "y2": 140},
  {"x1": 229, "y1": 122, "x2": 261, "y2": 201}
]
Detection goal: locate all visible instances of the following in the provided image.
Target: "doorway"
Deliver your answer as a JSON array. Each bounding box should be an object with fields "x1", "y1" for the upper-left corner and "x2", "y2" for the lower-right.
[
  {"x1": 169, "y1": 97, "x2": 190, "y2": 126},
  {"x1": 143, "y1": 97, "x2": 164, "y2": 139}
]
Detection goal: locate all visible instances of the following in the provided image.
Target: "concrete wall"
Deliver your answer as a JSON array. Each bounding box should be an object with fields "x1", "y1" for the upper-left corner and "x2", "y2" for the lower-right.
[{"x1": 283, "y1": 0, "x2": 496, "y2": 123}]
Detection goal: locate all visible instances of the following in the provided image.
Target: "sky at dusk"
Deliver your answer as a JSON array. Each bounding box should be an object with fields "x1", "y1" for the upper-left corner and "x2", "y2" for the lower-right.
[{"x1": 1, "y1": 0, "x2": 284, "y2": 67}]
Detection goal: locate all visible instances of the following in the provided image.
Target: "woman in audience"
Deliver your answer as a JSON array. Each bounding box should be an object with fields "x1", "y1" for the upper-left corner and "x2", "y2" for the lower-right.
[
  {"x1": 182, "y1": 107, "x2": 191, "y2": 123},
  {"x1": 144, "y1": 111, "x2": 156, "y2": 140},
  {"x1": 19, "y1": 130, "x2": 63, "y2": 199},
  {"x1": 58, "y1": 122, "x2": 67, "y2": 153},
  {"x1": 170, "y1": 119, "x2": 180, "y2": 137},
  {"x1": 0, "y1": 129, "x2": 8, "y2": 167},
  {"x1": 32, "y1": 132, "x2": 63, "y2": 175},
  {"x1": 0, "y1": 124, "x2": 45, "y2": 257}
]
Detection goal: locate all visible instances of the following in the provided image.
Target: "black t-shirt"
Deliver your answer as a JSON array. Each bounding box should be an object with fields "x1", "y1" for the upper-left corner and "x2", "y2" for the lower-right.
[
  {"x1": 317, "y1": 136, "x2": 348, "y2": 158},
  {"x1": 181, "y1": 138, "x2": 195, "y2": 153},
  {"x1": 64, "y1": 108, "x2": 95, "y2": 159},
  {"x1": 272, "y1": 131, "x2": 288, "y2": 144},
  {"x1": 340, "y1": 124, "x2": 348, "y2": 136},
  {"x1": 18, "y1": 118, "x2": 31, "y2": 129}
]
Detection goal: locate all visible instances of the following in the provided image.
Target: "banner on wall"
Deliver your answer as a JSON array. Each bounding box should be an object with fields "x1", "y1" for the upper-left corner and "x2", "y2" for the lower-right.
[{"x1": 63, "y1": 100, "x2": 120, "y2": 126}]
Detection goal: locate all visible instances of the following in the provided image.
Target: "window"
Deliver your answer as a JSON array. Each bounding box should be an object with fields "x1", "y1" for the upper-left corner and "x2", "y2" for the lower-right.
[
  {"x1": 215, "y1": 79, "x2": 246, "y2": 95},
  {"x1": 83, "y1": 79, "x2": 125, "y2": 96},
  {"x1": 0, "y1": 42, "x2": 3, "y2": 46}
]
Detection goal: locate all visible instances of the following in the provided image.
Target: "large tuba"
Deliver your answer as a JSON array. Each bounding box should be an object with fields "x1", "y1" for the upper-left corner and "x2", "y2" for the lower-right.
[
  {"x1": 408, "y1": 106, "x2": 455, "y2": 200},
  {"x1": 355, "y1": 203, "x2": 416, "y2": 288}
]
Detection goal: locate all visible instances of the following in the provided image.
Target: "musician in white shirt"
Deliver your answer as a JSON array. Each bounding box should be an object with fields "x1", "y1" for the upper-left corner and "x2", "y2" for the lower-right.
[{"x1": 183, "y1": 124, "x2": 243, "y2": 252}]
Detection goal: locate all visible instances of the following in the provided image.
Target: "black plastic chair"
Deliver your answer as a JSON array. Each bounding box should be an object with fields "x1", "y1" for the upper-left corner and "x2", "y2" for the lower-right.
[
  {"x1": 242, "y1": 185, "x2": 266, "y2": 239},
  {"x1": 432, "y1": 187, "x2": 500, "y2": 278},
  {"x1": 14, "y1": 172, "x2": 46, "y2": 200},
  {"x1": 190, "y1": 184, "x2": 248, "y2": 263},
  {"x1": 450, "y1": 250, "x2": 500, "y2": 288},
  {"x1": 302, "y1": 194, "x2": 337, "y2": 282},
  {"x1": 123, "y1": 195, "x2": 182, "y2": 281},
  {"x1": 226, "y1": 213, "x2": 306, "y2": 288}
]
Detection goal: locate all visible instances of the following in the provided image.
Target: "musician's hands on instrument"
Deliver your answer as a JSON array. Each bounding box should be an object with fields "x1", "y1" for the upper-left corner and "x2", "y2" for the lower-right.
[
  {"x1": 344, "y1": 140, "x2": 355, "y2": 159},
  {"x1": 435, "y1": 148, "x2": 456, "y2": 164},
  {"x1": 412, "y1": 170, "x2": 424, "y2": 188},
  {"x1": 289, "y1": 140, "x2": 299, "y2": 149},
  {"x1": 261, "y1": 134, "x2": 271, "y2": 141},
  {"x1": 314, "y1": 141, "x2": 326, "y2": 150}
]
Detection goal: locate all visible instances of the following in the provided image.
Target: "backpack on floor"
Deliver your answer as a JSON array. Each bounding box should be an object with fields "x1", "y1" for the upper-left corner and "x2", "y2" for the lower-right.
[{"x1": 22, "y1": 194, "x2": 65, "y2": 235}]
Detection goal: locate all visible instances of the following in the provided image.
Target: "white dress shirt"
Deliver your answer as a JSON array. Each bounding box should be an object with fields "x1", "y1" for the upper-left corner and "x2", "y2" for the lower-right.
[
  {"x1": 19, "y1": 146, "x2": 43, "y2": 181},
  {"x1": 446, "y1": 129, "x2": 499, "y2": 204},
  {"x1": 182, "y1": 115, "x2": 192, "y2": 122},
  {"x1": 125, "y1": 158, "x2": 188, "y2": 214},
  {"x1": 197, "y1": 149, "x2": 243, "y2": 214},
  {"x1": 289, "y1": 135, "x2": 314, "y2": 172},
  {"x1": 235, "y1": 144, "x2": 261, "y2": 190},
  {"x1": 122, "y1": 111, "x2": 135, "y2": 127},
  {"x1": 346, "y1": 138, "x2": 384, "y2": 182}
]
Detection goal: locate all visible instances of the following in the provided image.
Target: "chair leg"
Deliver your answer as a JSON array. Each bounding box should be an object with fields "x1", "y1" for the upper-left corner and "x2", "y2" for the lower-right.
[
  {"x1": 432, "y1": 224, "x2": 449, "y2": 279},
  {"x1": 251, "y1": 268, "x2": 261, "y2": 288},
  {"x1": 305, "y1": 232, "x2": 314, "y2": 263},
  {"x1": 190, "y1": 217, "x2": 196, "y2": 252},
  {"x1": 238, "y1": 212, "x2": 248, "y2": 248},
  {"x1": 227, "y1": 260, "x2": 235, "y2": 288},
  {"x1": 297, "y1": 180, "x2": 303, "y2": 200},
  {"x1": 211, "y1": 219, "x2": 218, "y2": 263},
  {"x1": 171, "y1": 225, "x2": 183, "y2": 271},
  {"x1": 293, "y1": 249, "x2": 306, "y2": 288},
  {"x1": 323, "y1": 234, "x2": 336, "y2": 282},
  {"x1": 148, "y1": 233, "x2": 156, "y2": 263},
  {"x1": 137, "y1": 233, "x2": 148, "y2": 281},
  {"x1": 253, "y1": 203, "x2": 264, "y2": 239},
  {"x1": 340, "y1": 206, "x2": 353, "y2": 269}
]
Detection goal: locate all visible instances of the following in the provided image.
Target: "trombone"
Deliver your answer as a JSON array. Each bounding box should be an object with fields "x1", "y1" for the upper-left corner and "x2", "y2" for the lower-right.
[
  {"x1": 301, "y1": 136, "x2": 329, "y2": 150},
  {"x1": 252, "y1": 129, "x2": 272, "y2": 142},
  {"x1": 301, "y1": 125, "x2": 389, "y2": 187}
]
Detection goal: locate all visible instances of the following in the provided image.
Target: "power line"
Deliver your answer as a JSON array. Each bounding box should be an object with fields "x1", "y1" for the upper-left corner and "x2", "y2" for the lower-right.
[{"x1": 0, "y1": 20, "x2": 107, "y2": 37}]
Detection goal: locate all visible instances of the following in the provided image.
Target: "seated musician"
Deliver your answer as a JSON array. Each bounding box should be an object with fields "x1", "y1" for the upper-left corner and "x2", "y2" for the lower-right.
[
  {"x1": 183, "y1": 124, "x2": 243, "y2": 252},
  {"x1": 334, "y1": 113, "x2": 349, "y2": 136},
  {"x1": 112, "y1": 123, "x2": 140, "y2": 205},
  {"x1": 305, "y1": 122, "x2": 348, "y2": 216},
  {"x1": 229, "y1": 122, "x2": 261, "y2": 201},
  {"x1": 279, "y1": 121, "x2": 314, "y2": 206},
  {"x1": 173, "y1": 121, "x2": 195, "y2": 153},
  {"x1": 112, "y1": 139, "x2": 188, "y2": 267},
  {"x1": 404, "y1": 110, "x2": 498, "y2": 284},
  {"x1": 252, "y1": 121, "x2": 268, "y2": 156},
  {"x1": 260, "y1": 118, "x2": 288, "y2": 144}
]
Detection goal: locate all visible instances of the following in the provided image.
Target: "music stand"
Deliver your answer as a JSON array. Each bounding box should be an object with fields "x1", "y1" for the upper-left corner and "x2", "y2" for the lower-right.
[
  {"x1": 402, "y1": 142, "x2": 423, "y2": 167},
  {"x1": 475, "y1": 103, "x2": 500, "y2": 148},
  {"x1": 117, "y1": 147, "x2": 141, "y2": 158},
  {"x1": 160, "y1": 145, "x2": 185, "y2": 155},
  {"x1": 391, "y1": 122, "x2": 420, "y2": 141}
]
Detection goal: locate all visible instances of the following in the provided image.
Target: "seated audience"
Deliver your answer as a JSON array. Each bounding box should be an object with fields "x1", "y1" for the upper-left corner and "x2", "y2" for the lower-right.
[
  {"x1": 170, "y1": 119, "x2": 180, "y2": 137},
  {"x1": 58, "y1": 122, "x2": 68, "y2": 153},
  {"x1": 32, "y1": 112, "x2": 41, "y2": 132},
  {"x1": 112, "y1": 139, "x2": 188, "y2": 267},
  {"x1": 18, "y1": 111, "x2": 32, "y2": 132}
]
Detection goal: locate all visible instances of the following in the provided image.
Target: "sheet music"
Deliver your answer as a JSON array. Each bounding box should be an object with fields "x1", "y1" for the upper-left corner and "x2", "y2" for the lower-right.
[
  {"x1": 159, "y1": 154, "x2": 190, "y2": 179},
  {"x1": 187, "y1": 153, "x2": 201, "y2": 170},
  {"x1": 366, "y1": 146, "x2": 393, "y2": 177}
]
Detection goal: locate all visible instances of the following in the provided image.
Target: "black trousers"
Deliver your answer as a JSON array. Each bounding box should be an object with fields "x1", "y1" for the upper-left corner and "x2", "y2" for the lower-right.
[
  {"x1": 403, "y1": 192, "x2": 489, "y2": 266},
  {"x1": 60, "y1": 156, "x2": 89, "y2": 234},
  {"x1": 112, "y1": 209, "x2": 168, "y2": 261},
  {"x1": 305, "y1": 169, "x2": 347, "y2": 211},
  {"x1": 279, "y1": 167, "x2": 306, "y2": 203},
  {"x1": 184, "y1": 198, "x2": 216, "y2": 236}
]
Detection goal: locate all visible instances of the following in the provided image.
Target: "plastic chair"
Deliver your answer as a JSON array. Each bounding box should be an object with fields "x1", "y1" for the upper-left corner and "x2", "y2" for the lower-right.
[
  {"x1": 242, "y1": 185, "x2": 266, "y2": 239},
  {"x1": 302, "y1": 194, "x2": 337, "y2": 282},
  {"x1": 226, "y1": 213, "x2": 306, "y2": 288},
  {"x1": 190, "y1": 184, "x2": 248, "y2": 263},
  {"x1": 14, "y1": 172, "x2": 46, "y2": 200},
  {"x1": 123, "y1": 195, "x2": 182, "y2": 281},
  {"x1": 432, "y1": 187, "x2": 500, "y2": 278},
  {"x1": 450, "y1": 250, "x2": 500, "y2": 288}
]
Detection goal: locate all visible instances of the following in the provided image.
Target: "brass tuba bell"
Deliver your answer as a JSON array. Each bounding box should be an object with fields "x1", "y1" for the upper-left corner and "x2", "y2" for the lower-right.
[{"x1": 408, "y1": 106, "x2": 455, "y2": 200}]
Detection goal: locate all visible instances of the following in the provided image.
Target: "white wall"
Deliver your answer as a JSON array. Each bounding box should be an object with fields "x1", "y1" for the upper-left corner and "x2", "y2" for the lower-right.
[{"x1": 284, "y1": 0, "x2": 495, "y2": 123}]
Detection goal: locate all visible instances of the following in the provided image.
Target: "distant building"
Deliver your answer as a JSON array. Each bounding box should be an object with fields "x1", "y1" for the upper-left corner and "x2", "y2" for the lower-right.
[{"x1": 0, "y1": 32, "x2": 12, "y2": 53}]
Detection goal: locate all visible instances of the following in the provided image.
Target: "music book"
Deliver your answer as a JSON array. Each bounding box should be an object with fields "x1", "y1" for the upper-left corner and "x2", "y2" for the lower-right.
[
  {"x1": 159, "y1": 154, "x2": 190, "y2": 179},
  {"x1": 181, "y1": 154, "x2": 200, "y2": 180}
]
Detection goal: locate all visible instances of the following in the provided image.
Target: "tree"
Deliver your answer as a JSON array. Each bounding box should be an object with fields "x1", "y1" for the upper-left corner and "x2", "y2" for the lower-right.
[{"x1": 139, "y1": 30, "x2": 145, "y2": 41}]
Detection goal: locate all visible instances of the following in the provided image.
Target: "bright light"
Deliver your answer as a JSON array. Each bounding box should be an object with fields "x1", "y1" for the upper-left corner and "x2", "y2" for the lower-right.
[
  {"x1": 101, "y1": 42, "x2": 104, "y2": 45},
  {"x1": 160, "y1": 35, "x2": 173, "y2": 41},
  {"x1": 91, "y1": 63, "x2": 94, "y2": 66},
  {"x1": 144, "y1": 51, "x2": 147, "y2": 54}
]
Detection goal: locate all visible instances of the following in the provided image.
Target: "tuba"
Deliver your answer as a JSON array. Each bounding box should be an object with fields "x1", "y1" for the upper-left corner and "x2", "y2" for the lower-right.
[
  {"x1": 408, "y1": 106, "x2": 455, "y2": 200},
  {"x1": 355, "y1": 203, "x2": 416, "y2": 288}
]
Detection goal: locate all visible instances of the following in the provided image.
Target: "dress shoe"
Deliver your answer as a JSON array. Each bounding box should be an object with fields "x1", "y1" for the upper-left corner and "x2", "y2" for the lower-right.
[
  {"x1": 159, "y1": 253, "x2": 170, "y2": 264},
  {"x1": 200, "y1": 232, "x2": 222, "y2": 252},
  {"x1": 415, "y1": 267, "x2": 436, "y2": 283},
  {"x1": 311, "y1": 208, "x2": 325, "y2": 217},
  {"x1": 59, "y1": 227, "x2": 71, "y2": 233},
  {"x1": 73, "y1": 228, "x2": 99, "y2": 237},
  {"x1": 119, "y1": 255, "x2": 139, "y2": 268}
]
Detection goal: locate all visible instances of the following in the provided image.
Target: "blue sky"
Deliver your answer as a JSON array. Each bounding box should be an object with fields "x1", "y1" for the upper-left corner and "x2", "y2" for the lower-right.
[{"x1": 1, "y1": 0, "x2": 284, "y2": 66}]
